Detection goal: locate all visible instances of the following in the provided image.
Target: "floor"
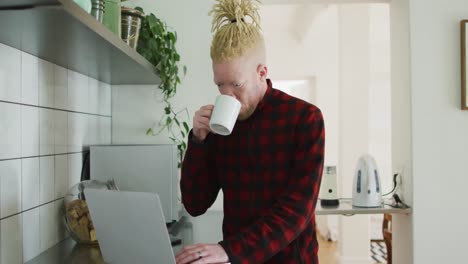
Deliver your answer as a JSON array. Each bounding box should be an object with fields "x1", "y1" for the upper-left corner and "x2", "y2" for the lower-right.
[
  {"x1": 370, "y1": 241, "x2": 388, "y2": 263},
  {"x1": 317, "y1": 235, "x2": 340, "y2": 264},
  {"x1": 317, "y1": 236, "x2": 387, "y2": 264}
]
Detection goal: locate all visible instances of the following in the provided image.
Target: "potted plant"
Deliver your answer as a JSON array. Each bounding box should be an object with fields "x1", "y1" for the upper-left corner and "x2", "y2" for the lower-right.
[{"x1": 135, "y1": 7, "x2": 189, "y2": 167}]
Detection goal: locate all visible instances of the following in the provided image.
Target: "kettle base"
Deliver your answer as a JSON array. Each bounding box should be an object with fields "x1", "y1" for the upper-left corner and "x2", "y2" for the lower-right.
[{"x1": 320, "y1": 199, "x2": 340, "y2": 207}]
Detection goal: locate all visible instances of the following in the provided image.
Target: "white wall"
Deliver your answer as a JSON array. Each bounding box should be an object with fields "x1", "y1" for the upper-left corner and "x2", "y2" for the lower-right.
[
  {"x1": 112, "y1": 0, "x2": 225, "y2": 210},
  {"x1": 0, "y1": 43, "x2": 111, "y2": 263},
  {"x1": 309, "y1": 5, "x2": 342, "y2": 244},
  {"x1": 407, "y1": 0, "x2": 468, "y2": 262},
  {"x1": 368, "y1": 3, "x2": 392, "y2": 241},
  {"x1": 115, "y1": 0, "x2": 217, "y2": 129},
  {"x1": 389, "y1": 0, "x2": 413, "y2": 263},
  {"x1": 274, "y1": 79, "x2": 316, "y2": 103},
  {"x1": 112, "y1": 0, "x2": 217, "y2": 142},
  {"x1": 261, "y1": 3, "x2": 392, "y2": 190},
  {"x1": 369, "y1": 4, "x2": 392, "y2": 195},
  {"x1": 337, "y1": 4, "x2": 372, "y2": 263},
  {"x1": 261, "y1": 4, "x2": 342, "y2": 167}
]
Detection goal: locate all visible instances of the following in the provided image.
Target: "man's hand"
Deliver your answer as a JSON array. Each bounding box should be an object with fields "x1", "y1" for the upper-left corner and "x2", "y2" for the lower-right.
[
  {"x1": 175, "y1": 243, "x2": 230, "y2": 264},
  {"x1": 192, "y1": 105, "x2": 214, "y2": 142}
]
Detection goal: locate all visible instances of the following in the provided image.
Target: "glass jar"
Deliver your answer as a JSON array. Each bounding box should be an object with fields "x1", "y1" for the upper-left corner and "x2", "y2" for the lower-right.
[
  {"x1": 63, "y1": 179, "x2": 119, "y2": 244},
  {"x1": 73, "y1": 0, "x2": 92, "y2": 13},
  {"x1": 103, "y1": 0, "x2": 121, "y2": 36}
]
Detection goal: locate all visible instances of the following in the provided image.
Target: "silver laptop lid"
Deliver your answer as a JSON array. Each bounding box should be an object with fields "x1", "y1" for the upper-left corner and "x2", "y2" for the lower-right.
[{"x1": 84, "y1": 189, "x2": 176, "y2": 264}]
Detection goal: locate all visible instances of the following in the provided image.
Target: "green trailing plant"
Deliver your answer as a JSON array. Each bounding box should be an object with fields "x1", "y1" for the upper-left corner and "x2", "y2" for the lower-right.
[{"x1": 135, "y1": 7, "x2": 189, "y2": 167}]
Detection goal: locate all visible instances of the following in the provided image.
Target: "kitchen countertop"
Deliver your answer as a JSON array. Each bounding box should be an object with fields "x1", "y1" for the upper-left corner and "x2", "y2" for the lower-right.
[
  {"x1": 25, "y1": 238, "x2": 105, "y2": 264},
  {"x1": 25, "y1": 201, "x2": 410, "y2": 263},
  {"x1": 25, "y1": 216, "x2": 193, "y2": 264},
  {"x1": 316, "y1": 198, "x2": 411, "y2": 215}
]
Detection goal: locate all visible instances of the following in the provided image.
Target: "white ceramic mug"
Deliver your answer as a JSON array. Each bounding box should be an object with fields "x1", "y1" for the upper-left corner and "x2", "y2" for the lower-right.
[{"x1": 209, "y1": 95, "x2": 241, "y2": 136}]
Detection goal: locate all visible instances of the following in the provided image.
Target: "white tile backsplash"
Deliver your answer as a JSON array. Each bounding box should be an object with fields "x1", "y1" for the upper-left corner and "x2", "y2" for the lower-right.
[
  {"x1": 54, "y1": 110, "x2": 68, "y2": 154},
  {"x1": 22, "y1": 208, "x2": 41, "y2": 263},
  {"x1": 22, "y1": 157, "x2": 40, "y2": 210},
  {"x1": 87, "y1": 115, "x2": 98, "y2": 146},
  {"x1": 0, "y1": 43, "x2": 21, "y2": 103},
  {"x1": 0, "y1": 40, "x2": 112, "y2": 262},
  {"x1": 21, "y1": 52, "x2": 39, "y2": 106},
  {"x1": 39, "y1": 202, "x2": 57, "y2": 252},
  {"x1": 40, "y1": 108, "x2": 55, "y2": 155},
  {"x1": 100, "y1": 116, "x2": 112, "y2": 145},
  {"x1": 21, "y1": 105, "x2": 40, "y2": 157},
  {"x1": 39, "y1": 156, "x2": 55, "y2": 204},
  {"x1": 38, "y1": 59, "x2": 55, "y2": 108},
  {"x1": 0, "y1": 159, "x2": 22, "y2": 218},
  {"x1": 0, "y1": 102, "x2": 21, "y2": 160},
  {"x1": 55, "y1": 199, "x2": 68, "y2": 242},
  {"x1": 99, "y1": 81, "x2": 111, "y2": 116},
  {"x1": 68, "y1": 112, "x2": 88, "y2": 152},
  {"x1": 54, "y1": 155, "x2": 68, "y2": 199},
  {"x1": 87, "y1": 116, "x2": 111, "y2": 146},
  {"x1": 1, "y1": 214, "x2": 23, "y2": 264},
  {"x1": 54, "y1": 65, "x2": 68, "y2": 110},
  {"x1": 89, "y1": 78, "x2": 99, "y2": 115},
  {"x1": 68, "y1": 153, "x2": 82, "y2": 189},
  {"x1": 68, "y1": 70, "x2": 89, "y2": 113}
]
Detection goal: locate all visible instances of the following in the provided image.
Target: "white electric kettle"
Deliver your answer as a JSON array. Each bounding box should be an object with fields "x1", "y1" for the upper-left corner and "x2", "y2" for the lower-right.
[{"x1": 352, "y1": 154, "x2": 383, "y2": 207}]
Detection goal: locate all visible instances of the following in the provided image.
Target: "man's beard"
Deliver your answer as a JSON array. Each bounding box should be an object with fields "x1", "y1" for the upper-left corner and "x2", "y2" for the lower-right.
[{"x1": 237, "y1": 105, "x2": 257, "y2": 121}]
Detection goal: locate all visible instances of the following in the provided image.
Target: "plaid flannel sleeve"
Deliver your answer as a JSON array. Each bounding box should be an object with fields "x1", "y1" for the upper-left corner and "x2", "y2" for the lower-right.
[
  {"x1": 180, "y1": 131, "x2": 220, "y2": 216},
  {"x1": 218, "y1": 108, "x2": 325, "y2": 264}
]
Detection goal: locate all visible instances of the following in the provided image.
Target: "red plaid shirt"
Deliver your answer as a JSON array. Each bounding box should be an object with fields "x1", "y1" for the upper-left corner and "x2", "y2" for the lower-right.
[{"x1": 181, "y1": 79, "x2": 325, "y2": 264}]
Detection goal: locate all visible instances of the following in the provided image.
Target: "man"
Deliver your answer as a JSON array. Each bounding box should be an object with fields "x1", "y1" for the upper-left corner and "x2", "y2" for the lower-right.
[{"x1": 175, "y1": 0, "x2": 325, "y2": 263}]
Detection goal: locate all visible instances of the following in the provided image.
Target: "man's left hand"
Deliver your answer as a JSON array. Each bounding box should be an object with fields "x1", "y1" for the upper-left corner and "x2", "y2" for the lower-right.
[{"x1": 175, "y1": 243, "x2": 230, "y2": 264}]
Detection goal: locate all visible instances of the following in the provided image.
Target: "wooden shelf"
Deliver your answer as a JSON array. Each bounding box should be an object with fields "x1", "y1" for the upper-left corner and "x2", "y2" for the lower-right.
[
  {"x1": 316, "y1": 199, "x2": 411, "y2": 215},
  {"x1": 0, "y1": 0, "x2": 160, "y2": 85}
]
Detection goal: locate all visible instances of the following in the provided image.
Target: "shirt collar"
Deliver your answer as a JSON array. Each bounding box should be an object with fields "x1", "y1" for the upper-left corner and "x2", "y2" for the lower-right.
[
  {"x1": 237, "y1": 79, "x2": 273, "y2": 124},
  {"x1": 256, "y1": 78, "x2": 273, "y2": 111},
  {"x1": 238, "y1": 79, "x2": 273, "y2": 123}
]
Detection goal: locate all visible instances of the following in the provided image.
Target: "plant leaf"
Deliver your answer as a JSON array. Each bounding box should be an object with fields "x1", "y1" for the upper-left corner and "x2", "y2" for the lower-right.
[
  {"x1": 146, "y1": 128, "x2": 153, "y2": 135},
  {"x1": 135, "y1": 11, "x2": 188, "y2": 168},
  {"x1": 135, "y1": 6, "x2": 144, "y2": 12}
]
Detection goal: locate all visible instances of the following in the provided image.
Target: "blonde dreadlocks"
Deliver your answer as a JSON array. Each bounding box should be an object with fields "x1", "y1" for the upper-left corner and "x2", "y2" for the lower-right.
[{"x1": 209, "y1": 0, "x2": 264, "y2": 62}]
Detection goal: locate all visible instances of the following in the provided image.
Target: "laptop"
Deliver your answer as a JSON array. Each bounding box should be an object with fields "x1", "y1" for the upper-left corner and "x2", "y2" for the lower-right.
[{"x1": 84, "y1": 189, "x2": 177, "y2": 264}]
